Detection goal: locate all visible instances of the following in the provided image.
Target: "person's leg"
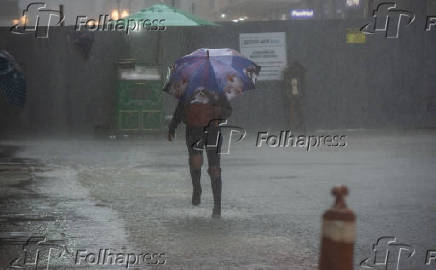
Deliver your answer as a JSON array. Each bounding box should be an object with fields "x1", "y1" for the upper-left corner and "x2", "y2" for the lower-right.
[
  {"x1": 295, "y1": 98, "x2": 306, "y2": 132},
  {"x1": 290, "y1": 98, "x2": 296, "y2": 130},
  {"x1": 189, "y1": 153, "x2": 203, "y2": 205},
  {"x1": 290, "y1": 98, "x2": 305, "y2": 132},
  {"x1": 205, "y1": 125, "x2": 222, "y2": 217},
  {"x1": 285, "y1": 97, "x2": 292, "y2": 129},
  {"x1": 208, "y1": 166, "x2": 221, "y2": 217},
  {"x1": 186, "y1": 127, "x2": 204, "y2": 205}
]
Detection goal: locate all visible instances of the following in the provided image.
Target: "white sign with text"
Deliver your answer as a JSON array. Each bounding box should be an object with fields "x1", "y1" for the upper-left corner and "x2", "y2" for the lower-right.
[{"x1": 239, "y1": 32, "x2": 287, "y2": 81}]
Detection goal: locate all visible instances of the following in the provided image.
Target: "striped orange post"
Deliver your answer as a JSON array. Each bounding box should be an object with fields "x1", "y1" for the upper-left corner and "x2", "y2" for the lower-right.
[{"x1": 319, "y1": 186, "x2": 356, "y2": 270}]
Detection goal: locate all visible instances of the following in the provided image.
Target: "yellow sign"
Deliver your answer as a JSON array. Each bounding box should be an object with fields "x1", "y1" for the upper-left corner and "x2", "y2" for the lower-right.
[{"x1": 346, "y1": 28, "x2": 366, "y2": 44}]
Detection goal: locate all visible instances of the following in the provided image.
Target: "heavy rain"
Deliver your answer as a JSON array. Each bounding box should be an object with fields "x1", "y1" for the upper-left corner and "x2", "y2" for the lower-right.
[{"x1": 0, "y1": 0, "x2": 435, "y2": 269}]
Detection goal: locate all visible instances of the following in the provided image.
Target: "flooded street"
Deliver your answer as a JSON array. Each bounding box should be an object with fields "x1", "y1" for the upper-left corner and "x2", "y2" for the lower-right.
[
  {"x1": 1, "y1": 0, "x2": 436, "y2": 269},
  {"x1": 1, "y1": 130, "x2": 435, "y2": 269}
]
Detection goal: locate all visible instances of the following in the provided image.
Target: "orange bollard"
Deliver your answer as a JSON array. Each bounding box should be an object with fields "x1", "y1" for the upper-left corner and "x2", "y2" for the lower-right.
[{"x1": 319, "y1": 186, "x2": 356, "y2": 270}]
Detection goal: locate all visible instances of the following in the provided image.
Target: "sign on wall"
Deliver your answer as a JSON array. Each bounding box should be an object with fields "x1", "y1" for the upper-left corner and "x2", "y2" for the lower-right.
[
  {"x1": 239, "y1": 32, "x2": 287, "y2": 81},
  {"x1": 346, "y1": 28, "x2": 366, "y2": 44}
]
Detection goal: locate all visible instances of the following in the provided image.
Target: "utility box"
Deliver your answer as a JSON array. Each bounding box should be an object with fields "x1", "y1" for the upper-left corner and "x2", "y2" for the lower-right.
[{"x1": 116, "y1": 61, "x2": 162, "y2": 133}]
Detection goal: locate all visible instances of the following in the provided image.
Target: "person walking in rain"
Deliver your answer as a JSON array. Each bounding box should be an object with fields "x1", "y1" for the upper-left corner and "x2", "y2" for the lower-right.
[
  {"x1": 168, "y1": 89, "x2": 232, "y2": 218},
  {"x1": 163, "y1": 48, "x2": 260, "y2": 218}
]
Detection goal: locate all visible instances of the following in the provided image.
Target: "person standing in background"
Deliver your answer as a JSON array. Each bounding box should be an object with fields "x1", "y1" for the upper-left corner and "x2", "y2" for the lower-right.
[{"x1": 283, "y1": 61, "x2": 306, "y2": 132}]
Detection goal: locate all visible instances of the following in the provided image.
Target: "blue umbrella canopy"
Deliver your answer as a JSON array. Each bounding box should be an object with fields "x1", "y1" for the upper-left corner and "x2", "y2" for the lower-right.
[
  {"x1": 163, "y1": 48, "x2": 260, "y2": 101},
  {"x1": 0, "y1": 50, "x2": 26, "y2": 107}
]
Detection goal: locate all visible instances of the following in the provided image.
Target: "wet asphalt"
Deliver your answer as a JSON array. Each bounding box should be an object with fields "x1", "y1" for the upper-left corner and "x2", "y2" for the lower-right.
[{"x1": 0, "y1": 129, "x2": 435, "y2": 269}]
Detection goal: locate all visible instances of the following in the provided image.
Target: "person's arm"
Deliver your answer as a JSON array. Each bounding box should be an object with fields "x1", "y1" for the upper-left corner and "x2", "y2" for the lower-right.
[{"x1": 168, "y1": 101, "x2": 184, "y2": 140}]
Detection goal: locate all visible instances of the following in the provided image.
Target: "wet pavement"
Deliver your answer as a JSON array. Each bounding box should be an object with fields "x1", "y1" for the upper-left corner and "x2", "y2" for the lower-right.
[{"x1": 0, "y1": 129, "x2": 435, "y2": 269}]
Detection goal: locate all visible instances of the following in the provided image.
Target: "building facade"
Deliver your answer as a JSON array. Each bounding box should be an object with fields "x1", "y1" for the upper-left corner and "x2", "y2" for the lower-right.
[{"x1": 1, "y1": 0, "x2": 435, "y2": 27}]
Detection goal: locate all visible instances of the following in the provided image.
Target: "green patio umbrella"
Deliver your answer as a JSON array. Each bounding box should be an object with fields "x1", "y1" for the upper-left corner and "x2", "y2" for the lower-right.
[
  {"x1": 124, "y1": 3, "x2": 218, "y2": 64},
  {"x1": 125, "y1": 3, "x2": 219, "y2": 27}
]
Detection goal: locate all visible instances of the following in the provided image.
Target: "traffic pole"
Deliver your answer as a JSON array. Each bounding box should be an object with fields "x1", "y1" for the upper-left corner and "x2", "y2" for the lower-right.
[{"x1": 319, "y1": 186, "x2": 356, "y2": 270}]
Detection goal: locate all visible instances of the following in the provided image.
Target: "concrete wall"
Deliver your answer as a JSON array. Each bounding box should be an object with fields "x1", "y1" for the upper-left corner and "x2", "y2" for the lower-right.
[
  {"x1": 180, "y1": 19, "x2": 436, "y2": 130},
  {"x1": 0, "y1": 18, "x2": 435, "y2": 137}
]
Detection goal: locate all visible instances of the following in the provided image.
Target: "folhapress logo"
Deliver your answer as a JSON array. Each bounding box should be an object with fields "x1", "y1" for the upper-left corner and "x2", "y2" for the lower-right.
[
  {"x1": 361, "y1": 2, "x2": 415, "y2": 39},
  {"x1": 360, "y1": 237, "x2": 415, "y2": 270},
  {"x1": 9, "y1": 236, "x2": 72, "y2": 269},
  {"x1": 10, "y1": 2, "x2": 167, "y2": 38},
  {"x1": 10, "y1": 2, "x2": 64, "y2": 38},
  {"x1": 360, "y1": 236, "x2": 436, "y2": 270},
  {"x1": 361, "y1": 1, "x2": 436, "y2": 38}
]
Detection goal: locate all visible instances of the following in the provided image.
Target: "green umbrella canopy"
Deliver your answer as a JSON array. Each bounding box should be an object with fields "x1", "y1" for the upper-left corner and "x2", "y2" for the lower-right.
[{"x1": 125, "y1": 3, "x2": 219, "y2": 26}]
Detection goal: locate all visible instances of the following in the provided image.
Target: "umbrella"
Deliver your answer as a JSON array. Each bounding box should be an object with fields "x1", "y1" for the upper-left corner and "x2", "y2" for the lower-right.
[
  {"x1": 163, "y1": 48, "x2": 261, "y2": 101},
  {"x1": 124, "y1": 3, "x2": 219, "y2": 27},
  {"x1": 0, "y1": 50, "x2": 26, "y2": 107},
  {"x1": 124, "y1": 4, "x2": 218, "y2": 65}
]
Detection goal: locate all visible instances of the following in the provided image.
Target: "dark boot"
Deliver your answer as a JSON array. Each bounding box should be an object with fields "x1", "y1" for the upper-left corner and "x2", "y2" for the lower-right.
[
  {"x1": 190, "y1": 168, "x2": 202, "y2": 205},
  {"x1": 208, "y1": 167, "x2": 222, "y2": 217}
]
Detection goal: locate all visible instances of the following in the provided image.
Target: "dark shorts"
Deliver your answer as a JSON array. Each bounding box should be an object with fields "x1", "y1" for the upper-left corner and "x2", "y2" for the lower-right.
[{"x1": 185, "y1": 125, "x2": 222, "y2": 167}]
